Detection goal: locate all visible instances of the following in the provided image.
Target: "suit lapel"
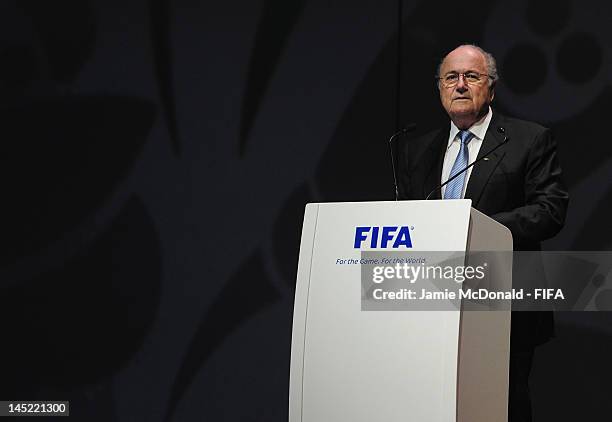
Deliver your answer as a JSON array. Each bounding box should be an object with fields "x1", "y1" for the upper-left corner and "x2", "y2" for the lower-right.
[
  {"x1": 422, "y1": 128, "x2": 449, "y2": 199},
  {"x1": 464, "y1": 112, "x2": 507, "y2": 207}
]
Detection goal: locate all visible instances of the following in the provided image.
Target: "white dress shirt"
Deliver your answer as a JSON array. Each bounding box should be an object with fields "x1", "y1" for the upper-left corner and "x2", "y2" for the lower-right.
[{"x1": 440, "y1": 107, "x2": 493, "y2": 198}]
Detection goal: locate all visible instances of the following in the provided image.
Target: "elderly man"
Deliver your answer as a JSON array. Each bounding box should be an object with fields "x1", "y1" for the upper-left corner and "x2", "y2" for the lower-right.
[{"x1": 397, "y1": 45, "x2": 569, "y2": 421}]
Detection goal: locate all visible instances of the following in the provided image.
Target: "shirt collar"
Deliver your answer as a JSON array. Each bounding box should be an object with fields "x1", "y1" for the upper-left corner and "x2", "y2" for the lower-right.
[{"x1": 447, "y1": 107, "x2": 493, "y2": 148}]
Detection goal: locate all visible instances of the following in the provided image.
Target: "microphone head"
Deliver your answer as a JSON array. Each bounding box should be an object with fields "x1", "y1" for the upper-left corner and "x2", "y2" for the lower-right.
[
  {"x1": 390, "y1": 123, "x2": 418, "y2": 143},
  {"x1": 402, "y1": 123, "x2": 417, "y2": 133},
  {"x1": 497, "y1": 126, "x2": 510, "y2": 142}
]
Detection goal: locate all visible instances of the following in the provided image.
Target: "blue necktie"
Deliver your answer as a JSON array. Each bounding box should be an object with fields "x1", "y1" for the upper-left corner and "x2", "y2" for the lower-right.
[{"x1": 444, "y1": 130, "x2": 474, "y2": 199}]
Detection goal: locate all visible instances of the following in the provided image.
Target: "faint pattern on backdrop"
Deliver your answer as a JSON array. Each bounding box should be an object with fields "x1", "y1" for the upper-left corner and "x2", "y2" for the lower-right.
[{"x1": 0, "y1": 0, "x2": 611, "y2": 421}]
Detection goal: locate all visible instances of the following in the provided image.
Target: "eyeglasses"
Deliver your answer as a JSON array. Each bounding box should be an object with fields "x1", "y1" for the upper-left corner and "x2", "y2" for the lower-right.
[{"x1": 437, "y1": 71, "x2": 491, "y2": 88}]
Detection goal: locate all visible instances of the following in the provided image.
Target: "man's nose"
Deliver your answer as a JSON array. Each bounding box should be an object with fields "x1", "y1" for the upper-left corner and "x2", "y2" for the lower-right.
[{"x1": 455, "y1": 74, "x2": 468, "y2": 91}]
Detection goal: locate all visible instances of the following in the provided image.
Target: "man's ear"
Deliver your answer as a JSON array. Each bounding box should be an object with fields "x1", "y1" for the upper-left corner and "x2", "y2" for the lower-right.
[{"x1": 489, "y1": 82, "x2": 496, "y2": 102}]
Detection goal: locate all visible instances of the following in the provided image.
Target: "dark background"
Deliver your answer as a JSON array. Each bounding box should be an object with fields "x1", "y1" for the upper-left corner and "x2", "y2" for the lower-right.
[{"x1": 0, "y1": 0, "x2": 611, "y2": 420}]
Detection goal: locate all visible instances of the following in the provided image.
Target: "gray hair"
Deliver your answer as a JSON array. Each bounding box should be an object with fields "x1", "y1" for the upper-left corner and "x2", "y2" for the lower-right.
[{"x1": 436, "y1": 44, "x2": 499, "y2": 89}]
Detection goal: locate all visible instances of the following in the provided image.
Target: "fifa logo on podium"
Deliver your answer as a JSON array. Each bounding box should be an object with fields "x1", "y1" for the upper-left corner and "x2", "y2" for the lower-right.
[{"x1": 354, "y1": 226, "x2": 413, "y2": 249}]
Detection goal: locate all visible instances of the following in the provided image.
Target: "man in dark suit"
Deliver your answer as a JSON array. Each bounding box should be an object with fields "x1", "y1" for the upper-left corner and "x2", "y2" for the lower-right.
[{"x1": 397, "y1": 45, "x2": 569, "y2": 422}]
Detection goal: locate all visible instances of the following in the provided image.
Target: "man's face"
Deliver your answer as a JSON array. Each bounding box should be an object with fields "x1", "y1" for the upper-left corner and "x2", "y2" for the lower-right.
[{"x1": 438, "y1": 46, "x2": 494, "y2": 127}]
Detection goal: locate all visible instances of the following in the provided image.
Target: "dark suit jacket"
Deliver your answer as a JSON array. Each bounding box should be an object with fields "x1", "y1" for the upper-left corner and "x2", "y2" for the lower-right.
[{"x1": 397, "y1": 111, "x2": 569, "y2": 349}]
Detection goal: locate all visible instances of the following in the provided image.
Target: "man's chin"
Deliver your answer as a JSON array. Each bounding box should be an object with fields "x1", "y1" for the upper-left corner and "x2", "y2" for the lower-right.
[
  {"x1": 448, "y1": 109, "x2": 480, "y2": 129},
  {"x1": 450, "y1": 104, "x2": 476, "y2": 113},
  {"x1": 449, "y1": 109, "x2": 476, "y2": 120}
]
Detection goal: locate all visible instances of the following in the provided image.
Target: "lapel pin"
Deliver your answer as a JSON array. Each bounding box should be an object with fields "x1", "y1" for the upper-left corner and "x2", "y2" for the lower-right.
[{"x1": 483, "y1": 157, "x2": 490, "y2": 161}]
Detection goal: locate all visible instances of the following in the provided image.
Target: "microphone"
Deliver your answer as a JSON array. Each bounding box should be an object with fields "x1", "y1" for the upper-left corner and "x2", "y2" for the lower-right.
[
  {"x1": 388, "y1": 123, "x2": 417, "y2": 200},
  {"x1": 425, "y1": 126, "x2": 509, "y2": 200}
]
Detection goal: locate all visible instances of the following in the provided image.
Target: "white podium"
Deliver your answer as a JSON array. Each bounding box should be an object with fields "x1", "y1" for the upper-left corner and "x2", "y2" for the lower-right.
[{"x1": 289, "y1": 200, "x2": 513, "y2": 422}]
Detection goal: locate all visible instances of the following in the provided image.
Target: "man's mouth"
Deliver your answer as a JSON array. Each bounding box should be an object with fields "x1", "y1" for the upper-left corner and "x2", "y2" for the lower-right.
[{"x1": 453, "y1": 97, "x2": 470, "y2": 100}]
